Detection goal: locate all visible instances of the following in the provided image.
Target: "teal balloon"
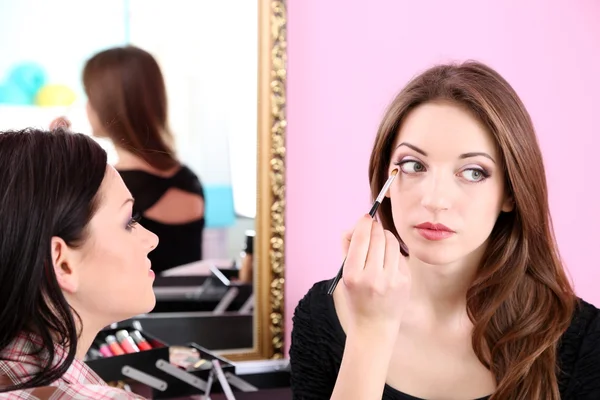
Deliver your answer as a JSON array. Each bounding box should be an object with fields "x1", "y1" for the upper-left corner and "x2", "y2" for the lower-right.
[
  {"x1": 7, "y1": 62, "x2": 47, "y2": 97},
  {"x1": 0, "y1": 81, "x2": 32, "y2": 105}
]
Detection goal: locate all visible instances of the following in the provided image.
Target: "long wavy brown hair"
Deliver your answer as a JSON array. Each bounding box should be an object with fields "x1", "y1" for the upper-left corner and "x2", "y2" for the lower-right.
[
  {"x1": 83, "y1": 46, "x2": 178, "y2": 171},
  {"x1": 369, "y1": 61, "x2": 576, "y2": 399}
]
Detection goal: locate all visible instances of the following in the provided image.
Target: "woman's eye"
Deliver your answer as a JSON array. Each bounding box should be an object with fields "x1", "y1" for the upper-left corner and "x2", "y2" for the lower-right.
[
  {"x1": 399, "y1": 160, "x2": 425, "y2": 174},
  {"x1": 461, "y1": 168, "x2": 488, "y2": 182},
  {"x1": 126, "y1": 213, "x2": 141, "y2": 231}
]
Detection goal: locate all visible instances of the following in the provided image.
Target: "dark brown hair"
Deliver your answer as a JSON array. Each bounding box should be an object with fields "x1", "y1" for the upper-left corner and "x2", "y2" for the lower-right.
[
  {"x1": 83, "y1": 45, "x2": 177, "y2": 171},
  {"x1": 369, "y1": 61, "x2": 575, "y2": 399},
  {"x1": 0, "y1": 128, "x2": 107, "y2": 391}
]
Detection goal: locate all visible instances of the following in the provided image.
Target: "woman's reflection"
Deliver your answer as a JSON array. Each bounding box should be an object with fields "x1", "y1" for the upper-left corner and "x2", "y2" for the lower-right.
[{"x1": 52, "y1": 46, "x2": 206, "y2": 275}]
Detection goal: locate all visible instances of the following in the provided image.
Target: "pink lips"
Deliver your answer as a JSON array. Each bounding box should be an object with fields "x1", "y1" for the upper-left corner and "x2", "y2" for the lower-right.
[{"x1": 414, "y1": 222, "x2": 455, "y2": 241}]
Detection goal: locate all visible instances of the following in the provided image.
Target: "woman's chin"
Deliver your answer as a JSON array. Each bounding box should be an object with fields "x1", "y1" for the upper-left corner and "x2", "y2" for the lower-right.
[
  {"x1": 142, "y1": 293, "x2": 157, "y2": 314},
  {"x1": 126, "y1": 292, "x2": 156, "y2": 319},
  {"x1": 407, "y1": 246, "x2": 461, "y2": 267}
]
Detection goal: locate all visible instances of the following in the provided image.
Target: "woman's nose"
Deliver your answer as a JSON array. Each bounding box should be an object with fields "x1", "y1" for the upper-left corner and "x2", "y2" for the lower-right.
[
  {"x1": 420, "y1": 174, "x2": 451, "y2": 212},
  {"x1": 142, "y1": 226, "x2": 159, "y2": 252}
]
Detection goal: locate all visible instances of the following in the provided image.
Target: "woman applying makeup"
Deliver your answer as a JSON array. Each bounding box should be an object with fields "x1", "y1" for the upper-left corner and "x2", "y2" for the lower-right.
[
  {"x1": 290, "y1": 61, "x2": 600, "y2": 399},
  {"x1": 0, "y1": 128, "x2": 156, "y2": 398}
]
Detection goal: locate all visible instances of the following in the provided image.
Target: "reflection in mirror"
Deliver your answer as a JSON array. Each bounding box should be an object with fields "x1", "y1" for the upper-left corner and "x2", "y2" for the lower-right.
[{"x1": 0, "y1": 0, "x2": 261, "y2": 357}]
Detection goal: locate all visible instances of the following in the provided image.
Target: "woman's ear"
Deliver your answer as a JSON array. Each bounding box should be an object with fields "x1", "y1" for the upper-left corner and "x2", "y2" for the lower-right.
[
  {"x1": 501, "y1": 195, "x2": 515, "y2": 213},
  {"x1": 50, "y1": 237, "x2": 79, "y2": 293}
]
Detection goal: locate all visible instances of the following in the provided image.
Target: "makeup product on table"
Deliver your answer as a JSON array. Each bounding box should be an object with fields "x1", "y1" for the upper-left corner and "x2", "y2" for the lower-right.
[
  {"x1": 95, "y1": 339, "x2": 114, "y2": 357},
  {"x1": 130, "y1": 330, "x2": 153, "y2": 351},
  {"x1": 327, "y1": 168, "x2": 401, "y2": 295},
  {"x1": 86, "y1": 347, "x2": 104, "y2": 361},
  {"x1": 107, "y1": 380, "x2": 133, "y2": 392},
  {"x1": 238, "y1": 230, "x2": 255, "y2": 283},
  {"x1": 105, "y1": 335, "x2": 125, "y2": 356},
  {"x1": 193, "y1": 358, "x2": 212, "y2": 370},
  {"x1": 115, "y1": 330, "x2": 140, "y2": 354},
  {"x1": 169, "y1": 346, "x2": 202, "y2": 370}
]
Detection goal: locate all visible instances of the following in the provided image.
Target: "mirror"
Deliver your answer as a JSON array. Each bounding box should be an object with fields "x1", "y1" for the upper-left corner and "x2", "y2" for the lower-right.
[{"x1": 0, "y1": 0, "x2": 286, "y2": 360}]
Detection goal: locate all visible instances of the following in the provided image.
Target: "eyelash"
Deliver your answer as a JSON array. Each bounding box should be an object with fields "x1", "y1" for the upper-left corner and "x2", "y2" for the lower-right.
[
  {"x1": 126, "y1": 213, "x2": 141, "y2": 231},
  {"x1": 393, "y1": 159, "x2": 491, "y2": 183}
]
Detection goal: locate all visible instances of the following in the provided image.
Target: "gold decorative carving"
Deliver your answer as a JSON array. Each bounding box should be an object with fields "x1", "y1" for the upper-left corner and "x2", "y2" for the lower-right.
[
  {"x1": 219, "y1": 0, "x2": 286, "y2": 361},
  {"x1": 267, "y1": 0, "x2": 287, "y2": 360}
]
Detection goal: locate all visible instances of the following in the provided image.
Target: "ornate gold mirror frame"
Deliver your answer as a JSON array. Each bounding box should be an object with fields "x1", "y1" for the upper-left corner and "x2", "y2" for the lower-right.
[{"x1": 221, "y1": 0, "x2": 287, "y2": 361}]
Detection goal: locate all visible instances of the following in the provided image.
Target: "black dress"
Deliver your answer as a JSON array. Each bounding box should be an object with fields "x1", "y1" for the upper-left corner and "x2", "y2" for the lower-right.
[
  {"x1": 290, "y1": 279, "x2": 600, "y2": 400},
  {"x1": 118, "y1": 166, "x2": 205, "y2": 275}
]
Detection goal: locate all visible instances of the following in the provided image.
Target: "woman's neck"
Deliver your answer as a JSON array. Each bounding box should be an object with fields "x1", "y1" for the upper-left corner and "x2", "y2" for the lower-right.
[
  {"x1": 71, "y1": 310, "x2": 106, "y2": 361},
  {"x1": 75, "y1": 328, "x2": 97, "y2": 361},
  {"x1": 54, "y1": 297, "x2": 108, "y2": 361},
  {"x1": 403, "y1": 244, "x2": 487, "y2": 329}
]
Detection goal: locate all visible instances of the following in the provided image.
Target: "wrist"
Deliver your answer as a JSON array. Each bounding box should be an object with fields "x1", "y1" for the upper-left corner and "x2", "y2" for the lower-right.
[
  {"x1": 348, "y1": 319, "x2": 400, "y2": 341},
  {"x1": 346, "y1": 325, "x2": 398, "y2": 349},
  {"x1": 332, "y1": 329, "x2": 396, "y2": 400}
]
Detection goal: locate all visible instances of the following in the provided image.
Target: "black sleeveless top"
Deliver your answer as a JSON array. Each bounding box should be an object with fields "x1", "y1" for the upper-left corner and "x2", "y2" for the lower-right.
[
  {"x1": 118, "y1": 166, "x2": 205, "y2": 275},
  {"x1": 290, "y1": 279, "x2": 600, "y2": 400}
]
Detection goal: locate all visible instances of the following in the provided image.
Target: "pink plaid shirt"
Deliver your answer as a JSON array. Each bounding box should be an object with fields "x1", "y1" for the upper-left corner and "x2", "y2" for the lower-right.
[{"x1": 0, "y1": 332, "x2": 145, "y2": 399}]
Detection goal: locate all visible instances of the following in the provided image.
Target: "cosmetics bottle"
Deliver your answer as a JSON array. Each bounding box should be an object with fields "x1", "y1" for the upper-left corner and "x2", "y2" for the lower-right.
[
  {"x1": 105, "y1": 335, "x2": 125, "y2": 356},
  {"x1": 116, "y1": 330, "x2": 140, "y2": 353},
  {"x1": 94, "y1": 339, "x2": 114, "y2": 357},
  {"x1": 238, "y1": 230, "x2": 255, "y2": 284},
  {"x1": 86, "y1": 347, "x2": 104, "y2": 360},
  {"x1": 130, "y1": 330, "x2": 152, "y2": 351}
]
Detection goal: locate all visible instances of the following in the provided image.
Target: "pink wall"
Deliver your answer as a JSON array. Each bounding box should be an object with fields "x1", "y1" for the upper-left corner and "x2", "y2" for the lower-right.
[{"x1": 285, "y1": 0, "x2": 600, "y2": 353}]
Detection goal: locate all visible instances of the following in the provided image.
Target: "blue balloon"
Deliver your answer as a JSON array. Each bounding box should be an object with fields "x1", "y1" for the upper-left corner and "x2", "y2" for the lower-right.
[
  {"x1": 7, "y1": 62, "x2": 47, "y2": 97},
  {"x1": 0, "y1": 81, "x2": 33, "y2": 105}
]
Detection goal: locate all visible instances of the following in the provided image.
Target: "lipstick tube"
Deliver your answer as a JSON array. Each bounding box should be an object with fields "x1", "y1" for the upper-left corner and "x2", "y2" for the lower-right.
[
  {"x1": 130, "y1": 330, "x2": 152, "y2": 351},
  {"x1": 105, "y1": 335, "x2": 125, "y2": 356},
  {"x1": 116, "y1": 330, "x2": 140, "y2": 354},
  {"x1": 94, "y1": 339, "x2": 114, "y2": 357}
]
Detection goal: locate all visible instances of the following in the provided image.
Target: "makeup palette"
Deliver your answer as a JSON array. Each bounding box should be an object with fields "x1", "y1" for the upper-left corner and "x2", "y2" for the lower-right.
[{"x1": 85, "y1": 324, "x2": 236, "y2": 398}]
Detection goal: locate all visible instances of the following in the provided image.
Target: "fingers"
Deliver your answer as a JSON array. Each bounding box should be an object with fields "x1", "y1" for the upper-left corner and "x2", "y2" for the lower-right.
[
  {"x1": 50, "y1": 117, "x2": 71, "y2": 130},
  {"x1": 341, "y1": 229, "x2": 353, "y2": 257},
  {"x1": 383, "y1": 230, "x2": 401, "y2": 280},
  {"x1": 344, "y1": 215, "x2": 374, "y2": 276},
  {"x1": 364, "y1": 220, "x2": 385, "y2": 271},
  {"x1": 344, "y1": 216, "x2": 407, "y2": 293}
]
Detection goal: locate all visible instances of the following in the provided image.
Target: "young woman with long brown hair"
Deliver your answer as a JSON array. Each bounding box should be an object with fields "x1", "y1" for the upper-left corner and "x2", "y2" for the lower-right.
[
  {"x1": 52, "y1": 46, "x2": 205, "y2": 275},
  {"x1": 290, "y1": 61, "x2": 600, "y2": 399}
]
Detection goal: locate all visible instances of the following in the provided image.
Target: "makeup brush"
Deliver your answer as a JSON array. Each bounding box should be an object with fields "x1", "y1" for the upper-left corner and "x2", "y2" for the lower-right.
[{"x1": 327, "y1": 168, "x2": 399, "y2": 296}]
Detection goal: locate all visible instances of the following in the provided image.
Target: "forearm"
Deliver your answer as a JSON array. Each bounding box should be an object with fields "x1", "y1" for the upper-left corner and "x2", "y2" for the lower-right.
[{"x1": 330, "y1": 332, "x2": 395, "y2": 400}]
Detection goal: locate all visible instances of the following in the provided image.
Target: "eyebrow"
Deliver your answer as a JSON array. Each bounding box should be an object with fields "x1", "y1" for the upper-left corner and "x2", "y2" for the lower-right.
[
  {"x1": 396, "y1": 142, "x2": 496, "y2": 164},
  {"x1": 122, "y1": 198, "x2": 135, "y2": 208}
]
